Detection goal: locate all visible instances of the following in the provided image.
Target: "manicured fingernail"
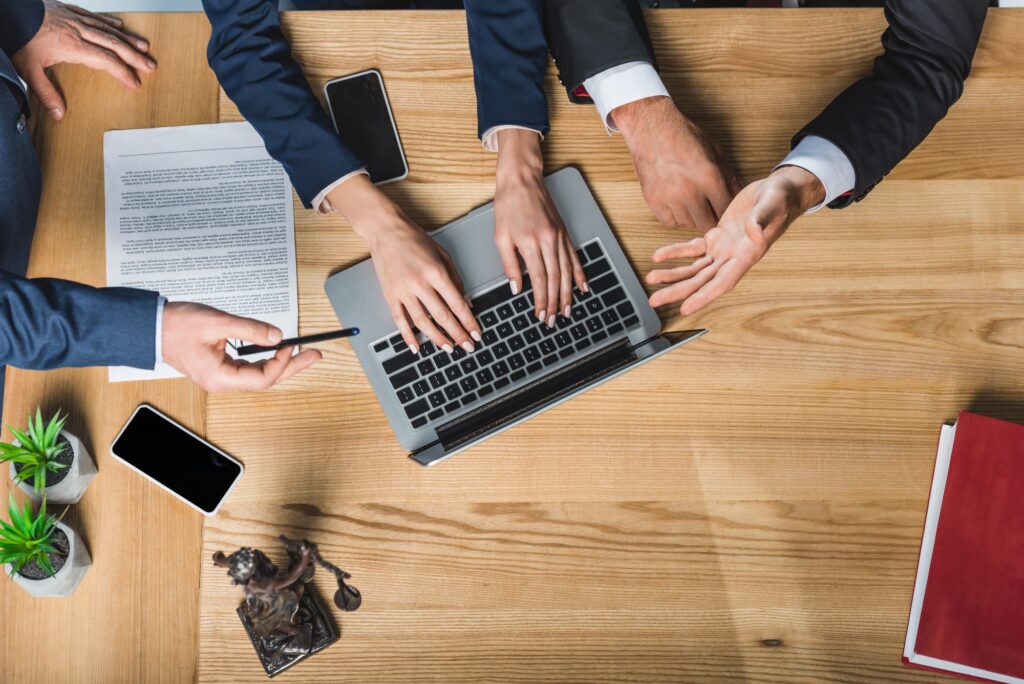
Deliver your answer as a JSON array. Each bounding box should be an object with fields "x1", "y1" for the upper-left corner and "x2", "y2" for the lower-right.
[
  {"x1": 582, "y1": 283, "x2": 589, "y2": 292},
  {"x1": 50, "y1": 108, "x2": 63, "y2": 120},
  {"x1": 461, "y1": 341, "x2": 475, "y2": 353},
  {"x1": 442, "y1": 344, "x2": 454, "y2": 354},
  {"x1": 510, "y1": 281, "x2": 519, "y2": 295},
  {"x1": 146, "y1": 60, "x2": 156, "y2": 69},
  {"x1": 137, "y1": 39, "x2": 148, "y2": 49},
  {"x1": 411, "y1": 344, "x2": 419, "y2": 355},
  {"x1": 563, "y1": 306, "x2": 571, "y2": 318},
  {"x1": 538, "y1": 310, "x2": 546, "y2": 322},
  {"x1": 547, "y1": 315, "x2": 556, "y2": 328},
  {"x1": 471, "y1": 331, "x2": 482, "y2": 342}
]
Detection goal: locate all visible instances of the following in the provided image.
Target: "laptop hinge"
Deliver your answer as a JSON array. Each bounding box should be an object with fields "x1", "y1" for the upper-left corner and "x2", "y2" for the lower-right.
[{"x1": 421, "y1": 338, "x2": 638, "y2": 454}]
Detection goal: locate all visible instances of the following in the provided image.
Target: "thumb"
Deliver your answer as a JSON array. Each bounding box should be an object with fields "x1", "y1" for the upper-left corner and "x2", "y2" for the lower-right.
[
  {"x1": 219, "y1": 314, "x2": 283, "y2": 346},
  {"x1": 26, "y1": 68, "x2": 66, "y2": 120}
]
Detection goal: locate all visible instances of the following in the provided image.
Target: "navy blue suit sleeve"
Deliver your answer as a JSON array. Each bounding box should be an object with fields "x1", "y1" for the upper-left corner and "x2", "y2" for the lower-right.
[
  {"x1": 202, "y1": 0, "x2": 364, "y2": 208},
  {"x1": 0, "y1": 272, "x2": 158, "y2": 370},
  {"x1": 465, "y1": 0, "x2": 549, "y2": 140},
  {"x1": 0, "y1": 0, "x2": 45, "y2": 57}
]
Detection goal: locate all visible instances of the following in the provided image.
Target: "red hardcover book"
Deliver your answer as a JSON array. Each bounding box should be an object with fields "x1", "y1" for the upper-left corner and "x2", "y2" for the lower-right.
[{"x1": 903, "y1": 411, "x2": 1024, "y2": 683}]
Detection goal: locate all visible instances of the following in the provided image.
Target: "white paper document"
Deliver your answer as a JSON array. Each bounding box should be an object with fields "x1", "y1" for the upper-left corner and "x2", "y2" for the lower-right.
[{"x1": 104, "y1": 122, "x2": 297, "y2": 382}]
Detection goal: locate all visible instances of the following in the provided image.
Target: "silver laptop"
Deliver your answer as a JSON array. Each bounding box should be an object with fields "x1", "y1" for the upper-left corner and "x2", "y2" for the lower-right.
[{"x1": 325, "y1": 167, "x2": 706, "y2": 466}]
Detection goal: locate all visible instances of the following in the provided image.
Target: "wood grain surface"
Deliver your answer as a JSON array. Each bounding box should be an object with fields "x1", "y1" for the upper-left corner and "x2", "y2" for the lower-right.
[
  {"x1": 0, "y1": 14, "x2": 217, "y2": 684},
  {"x1": 3, "y1": 8, "x2": 1023, "y2": 684}
]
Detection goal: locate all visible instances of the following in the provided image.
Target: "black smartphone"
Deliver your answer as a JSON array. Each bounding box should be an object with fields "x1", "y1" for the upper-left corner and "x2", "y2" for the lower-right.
[
  {"x1": 110, "y1": 404, "x2": 244, "y2": 516},
  {"x1": 324, "y1": 68, "x2": 409, "y2": 185}
]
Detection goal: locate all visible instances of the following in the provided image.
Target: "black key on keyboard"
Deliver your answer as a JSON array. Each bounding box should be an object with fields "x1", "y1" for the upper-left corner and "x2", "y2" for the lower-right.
[
  {"x1": 576, "y1": 339, "x2": 592, "y2": 352},
  {"x1": 607, "y1": 322, "x2": 624, "y2": 335},
  {"x1": 428, "y1": 372, "x2": 445, "y2": 389},
  {"x1": 444, "y1": 366, "x2": 462, "y2": 382},
  {"x1": 589, "y1": 272, "x2": 616, "y2": 293},
  {"x1": 462, "y1": 393, "x2": 477, "y2": 406},
  {"x1": 616, "y1": 301, "x2": 636, "y2": 319},
  {"x1": 383, "y1": 350, "x2": 418, "y2": 375},
  {"x1": 509, "y1": 335, "x2": 525, "y2": 351},
  {"x1": 493, "y1": 360, "x2": 510, "y2": 377},
  {"x1": 576, "y1": 247, "x2": 587, "y2": 264},
  {"x1": 413, "y1": 380, "x2": 429, "y2": 396},
  {"x1": 524, "y1": 328, "x2": 541, "y2": 344},
  {"x1": 393, "y1": 340, "x2": 408, "y2": 354},
  {"x1": 498, "y1": 322, "x2": 513, "y2": 338},
  {"x1": 428, "y1": 391, "x2": 445, "y2": 408},
  {"x1": 583, "y1": 257, "x2": 611, "y2": 280},
  {"x1": 405, "y1": 399, "x2": 429, "y2": 420},
  {"x1": 512, "y1": 314, "x2": 530, "y2": 331},
  {"x1": 417, "y1": 359, "x2": 434, "y2": 375},
  {"x1": 460, "y1": 377, "x2": 478, "y2": 393},
  {"x1": 478, "y1": 384, "x2": 494, "y2": 397},
  {"x1": 508, "y1": 353, "x2": 525, "y2": 370},
  {"x1": 412, "y1": 416, "x2": 427, "y2": 429},
  {"x1": 586, "y1": 318, "x2": 602, "y2": 333},
  {"x1": 543, "y1": 354, "x2": 559, "y2": 366},
  {"x1": 498, "y1": 304, "x2": 514, "y2": 320},
  {"x1": 540, "y1": 339, "x2": 556, "y2": 355},
  {"x1": 397, "y1": 387, "x2": 415, "y2": 404},
  {"x1": 444, "y1": 401, "x2": 460, "y2": 413},
  {"x1": 389, "y1": 367, "x2": 417, "y2": 390},
  {"x1": 481, "y1": 311, "x2": 498, "y2": 328},
  {"x1": 476, "y1": 368, "x2": 494, "y2": 384},
  {"x1": 602, "y1": 309, "x2": 619, "y2": 325},
  {"x1": 494, "y1": 342, "x2": 510, "y2": 358},
  {"x1": 570, "y1": 324, "x2": 587, "y2": 340},
  {"x1": 482, "y1": 329, "x2": 498, "y2": 345},
  {"x1": 511, "y1": 370, "x2": 526, "y2": 382},
  {"x1": 472, "y1": 283, "x2": 513, "y2": 313},
  {"x1": 586, "y1": 298, "x2": 602, "y2": 314},
  {"x1": 559, "y1": 348, "x2": 574, "y2": 359},
  {"x1": 460, "y1": 358, "x2": 478, "y2": 373},
  {"x1": 452, "y1": 346, "x2": 467, "y2": 360},
  {"x1": 557, "y1": 315, "x2": 572, "y2": 329},
  {"x1": 623, "y1": 315, "x2": 639, "y2": 328},
  {"x1": 555, "y1": 331, "x2": 572, "y2": 347},
  {"x1": 526, "y1": 362, "x2": 543, "y2": 374},
  {"x1": 444, "y1": 384, "x2": 462, "y2": 400},
  {"x1": 420, "y1": 342, "x2": 436, "y2": 357},
  {"x1": 601, "y1": 287, "x2": 627, "y2": 308},
  {"x1": 541, "y1": 323, "x2": 558, "y2": 337},
  {"x1": 512, "y1": 296, "x2": 530, "y2": 312},
  {"x1": 584, "y1": 242, "x2": 602, "y2": 261},
  {"x1": 388, "y1": 333, "x2": 403, "y2": 347},
  {"x1": 494, "y1": 377, "x2": 511, "y2": 389},
  {"x1": 571, "y1": 305, "x2": 586, "y2": 322},
  {"x1": 373, "y1": 340, "x2": 389, "y2": 353},
  {"x1": 434, "y1": 353, "x2": 452, "y2": 368},
  {"x1": 428, "y1": 408, "x2": 444, "y2": 421},
  {"x1": 477, "y1": 349, "x2": 494, "y2": 365},
  {"x1": 524, "y1": 346, "x2": 541, "y2": 362},
  {"x1": 592, "y1": 330, "x2": 608, "y2": 343}
]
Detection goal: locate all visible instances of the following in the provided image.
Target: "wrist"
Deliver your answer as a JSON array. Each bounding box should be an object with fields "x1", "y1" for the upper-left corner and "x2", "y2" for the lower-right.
[
  {"x1": 326, "y1": 174, "x2": 409, "y2": 246},
  {"x1": 496, "y1": 128, "x2": 544, "y2": 181},
  {"x1": 611, "y1": 95, "x2": 674, "y2": 141},
  {"x1": 771, "y1": 165, "x2": 826, "y2": 214}
]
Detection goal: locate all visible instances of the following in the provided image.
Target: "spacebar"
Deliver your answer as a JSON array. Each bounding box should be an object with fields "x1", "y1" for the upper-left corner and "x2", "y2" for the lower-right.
[{"x1": 434, "y1": 339, "x2": 636, "y2": 450}]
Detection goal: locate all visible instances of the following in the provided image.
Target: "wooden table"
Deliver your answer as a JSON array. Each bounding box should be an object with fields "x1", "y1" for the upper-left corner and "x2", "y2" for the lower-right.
[{"x1": 3, "y1": 9, "x2": 1023, "y2": 683}]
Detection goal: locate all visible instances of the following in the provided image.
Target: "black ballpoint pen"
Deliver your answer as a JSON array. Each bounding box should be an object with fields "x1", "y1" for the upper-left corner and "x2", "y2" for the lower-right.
[{"x1": 235, "y1": 327, "x2": 360, "y2": 356}]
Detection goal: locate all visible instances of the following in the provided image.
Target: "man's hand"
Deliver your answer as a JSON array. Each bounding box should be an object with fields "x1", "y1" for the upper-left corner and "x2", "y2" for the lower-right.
[
  {"x1": 646, "y1": 165, "x2": 825, "y2": 316},
  {"x1": 12, "y1": 0, "x2": 155, "y2": 120},
  {"x1": 327, "y1": 176, "x2": 481, "y2": 355},
  {"x1": 614, "y1": 96, "x2": 739, "y2": 231},
  {"x1": 493, "y1": 128, "x2": 586, "y2": 327},
  {"x1": 162, "y1": 302, "x2": 321, "y2": 392}
]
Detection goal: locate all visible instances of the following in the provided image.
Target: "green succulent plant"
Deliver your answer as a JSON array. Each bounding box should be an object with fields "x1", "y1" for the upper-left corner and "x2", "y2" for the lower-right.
[
  {"x1": 0, "y1": 409, "x2": 69, "y2": 495},
  {"x1": 0, "y1": 494, "x2": 60, "y2": 578}
]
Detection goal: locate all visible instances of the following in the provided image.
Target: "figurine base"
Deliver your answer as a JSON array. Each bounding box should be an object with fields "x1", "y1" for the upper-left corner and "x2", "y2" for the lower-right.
[{"x1": 237, "y1": 585, "x2": 338, "y2": 678}]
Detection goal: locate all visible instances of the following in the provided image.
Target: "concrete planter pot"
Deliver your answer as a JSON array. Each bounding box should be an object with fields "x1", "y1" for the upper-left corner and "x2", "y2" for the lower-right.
[
  {"x1": 9, "y1": 430, "x2": 96, "y2": 505},
  {"x1": 6, "y1": 522, "x2": 91, "y2": 598}
]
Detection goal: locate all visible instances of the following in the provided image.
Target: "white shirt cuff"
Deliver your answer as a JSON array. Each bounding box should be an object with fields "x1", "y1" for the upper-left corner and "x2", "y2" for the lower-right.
[
  {"x1": 583, "y1": 61, "x2": 670, "y2": 133},
  {"x1": 481, "y1": 125, "x2": 544, "y2": 152},
  {"x1": 313, "y1": 168, "x2": 370, "y2": 214},
  {"x1": 774, "y1": 135, "x2": 856, "y2": 213},
  {"x1": 154, "y1": 295, "x2": 166, "y2": 367}
]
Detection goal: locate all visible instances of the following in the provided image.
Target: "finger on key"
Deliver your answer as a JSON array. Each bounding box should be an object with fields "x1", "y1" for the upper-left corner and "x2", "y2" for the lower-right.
[
  {"x1": 421, "y1": 288, "x2": 474, "y2": 353},
  {"x1": 542, "y1": 239, "x2": 560, "y2": 325},
  {"x1": 388, "y1": 299, "x2": 421, "y2": 354},
  {"x1": 407, "y1": 296, "x2": 455, "y2": 354},
  {"x1": 522, "y1": 247, "x2": 547, "y2": 323}
]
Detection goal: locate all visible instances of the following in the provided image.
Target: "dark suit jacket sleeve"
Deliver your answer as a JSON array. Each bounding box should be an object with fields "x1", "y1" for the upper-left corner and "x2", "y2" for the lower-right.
[
  {"x1": 544, "y1": 0, "x2": 657, "y2": 103},
  {"x1": 795, "y1": 0, "x2": 988, "y2": 208},
  {"x1": 465, "y1": 0, "x2": 549, "y2": 139},
  {"x1": 0, "y1": 0, "x2": 44, "y2": 57},
  {"x1": 202, "y1": 0, "x2": 364, "y2": 208},
  {"x1": 0, "y1": 272, "x2": 158, "y2": 370}
]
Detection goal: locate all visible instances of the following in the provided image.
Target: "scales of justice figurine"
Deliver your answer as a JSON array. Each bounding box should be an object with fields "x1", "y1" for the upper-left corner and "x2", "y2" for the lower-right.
[{"x1": 213, "y1": 535, "x2": 362, "y2": 677}]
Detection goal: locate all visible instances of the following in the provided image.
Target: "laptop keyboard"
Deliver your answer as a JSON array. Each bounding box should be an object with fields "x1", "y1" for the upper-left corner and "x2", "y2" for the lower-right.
[{"x1": 371, "y1": 239, "x2": 642, "y2": 430}]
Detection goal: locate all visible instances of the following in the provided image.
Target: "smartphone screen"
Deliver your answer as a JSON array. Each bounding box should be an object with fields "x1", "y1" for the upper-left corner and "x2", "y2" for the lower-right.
[
  {"x1": 111, "y1": 406, "x2": 242, "y2": 515},
  {"x1": 325, "y1": 69, "x2": 408, "y2": 184}
]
